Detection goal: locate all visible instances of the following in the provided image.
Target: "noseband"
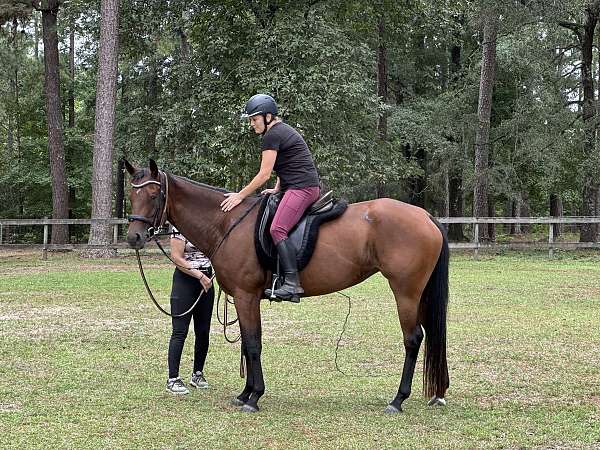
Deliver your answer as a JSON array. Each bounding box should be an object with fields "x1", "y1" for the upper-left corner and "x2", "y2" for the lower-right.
[{"x1": 127, "y1": 170, "x2": 169, "y2": 237}]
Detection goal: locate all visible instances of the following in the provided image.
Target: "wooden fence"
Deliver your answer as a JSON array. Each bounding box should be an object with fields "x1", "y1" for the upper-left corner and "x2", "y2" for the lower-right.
[{"x1": 1, "y1": 216, "x2": 600, "y2": 258}]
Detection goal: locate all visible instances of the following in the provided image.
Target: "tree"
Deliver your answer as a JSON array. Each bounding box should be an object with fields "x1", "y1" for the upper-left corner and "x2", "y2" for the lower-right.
[
  {"x1": 86, "y1": 0, "x2": 119, "y2": 257},
  {"x1": 473, "y1": 10, "x2": 498, "y2": 241},
  {"x1": 37, "y1": 0, "x2": 69, "y2": 244},
  {"x1": 560, "y1": 0, "x2": 600, "y2": 242}
]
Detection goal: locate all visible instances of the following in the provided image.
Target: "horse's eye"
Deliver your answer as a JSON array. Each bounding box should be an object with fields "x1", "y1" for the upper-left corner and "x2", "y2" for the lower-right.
[{"x1": 150, "y1": 194, "x2": 157, "y2": 200}]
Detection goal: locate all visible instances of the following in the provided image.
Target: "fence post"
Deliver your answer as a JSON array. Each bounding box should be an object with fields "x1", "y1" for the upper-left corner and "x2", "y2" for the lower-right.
[
  {"x1": 0, "y1": 223, "x2": 3, "y2": 245},
  {"x1": 548, "y1": 221, "x2": 554, "y2": 258},
  {"x1": 113, "y1": 224, "x2": 118, "y2": 244},
  {"x1": 43, "y1": 218, "x2": 48, "y2": 260},
  {"x1": 474, "y1": 222, "x2": 479, "y2": 259}
]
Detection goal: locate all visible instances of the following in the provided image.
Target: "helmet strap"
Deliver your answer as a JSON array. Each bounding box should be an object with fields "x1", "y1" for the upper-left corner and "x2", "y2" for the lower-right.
[{"x1": 261, "y1": 113, "x2": 273, "y2": 135}]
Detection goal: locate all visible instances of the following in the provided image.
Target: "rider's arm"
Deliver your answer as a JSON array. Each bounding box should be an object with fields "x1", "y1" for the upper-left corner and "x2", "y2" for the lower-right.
[{"x1": 238, "y1": 150, "x2": 277, "y2": 198}]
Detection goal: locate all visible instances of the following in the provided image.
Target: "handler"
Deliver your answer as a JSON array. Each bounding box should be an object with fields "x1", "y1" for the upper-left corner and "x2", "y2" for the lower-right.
[{"x1": 165, "y1": 226, "x2": 214, "y2": 395}]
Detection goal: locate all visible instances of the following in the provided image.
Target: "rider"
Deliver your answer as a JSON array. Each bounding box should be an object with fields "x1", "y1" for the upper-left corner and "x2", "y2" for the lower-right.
[{"x1": 220, "y1": 94, "x2": 320, "y2": 303}]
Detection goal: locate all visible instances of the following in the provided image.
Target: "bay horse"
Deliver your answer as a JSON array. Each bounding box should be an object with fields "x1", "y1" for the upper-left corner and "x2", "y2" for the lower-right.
[{"x1": 125, "y1": 159, "x2": 449, "y2": 413}]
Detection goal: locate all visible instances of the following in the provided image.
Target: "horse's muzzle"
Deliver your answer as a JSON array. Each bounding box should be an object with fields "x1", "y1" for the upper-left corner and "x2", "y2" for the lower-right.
[{"x1": 127, "y1": 231, "x2": 148, "y2": 249}]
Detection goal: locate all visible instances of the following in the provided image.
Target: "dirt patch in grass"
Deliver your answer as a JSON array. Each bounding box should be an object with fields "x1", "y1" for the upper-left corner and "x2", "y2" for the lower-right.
[{"x1": 0, "y1": 403, "x2": 21, "y2": 413}]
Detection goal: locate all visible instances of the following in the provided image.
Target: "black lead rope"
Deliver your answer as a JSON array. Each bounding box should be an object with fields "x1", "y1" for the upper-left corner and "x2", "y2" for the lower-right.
[{"x1": 135, "y1": 248, "x2": 205, "y2": 318}]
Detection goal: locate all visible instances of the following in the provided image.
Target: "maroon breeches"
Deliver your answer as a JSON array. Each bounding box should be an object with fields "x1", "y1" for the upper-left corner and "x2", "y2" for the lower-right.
[{"x1": 269, "y1": 186, "x2": 321, "y2": 244}]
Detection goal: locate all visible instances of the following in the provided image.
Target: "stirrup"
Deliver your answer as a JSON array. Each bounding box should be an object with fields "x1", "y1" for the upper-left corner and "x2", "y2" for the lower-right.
[{"x1": 264, "y1": 288, "x2": 301, "y2": 303}]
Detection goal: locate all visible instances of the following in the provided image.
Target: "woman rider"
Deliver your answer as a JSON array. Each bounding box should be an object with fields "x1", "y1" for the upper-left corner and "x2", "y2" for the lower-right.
[{"x1": 220, "y1": 94, "x2": 320, "y2": 303}]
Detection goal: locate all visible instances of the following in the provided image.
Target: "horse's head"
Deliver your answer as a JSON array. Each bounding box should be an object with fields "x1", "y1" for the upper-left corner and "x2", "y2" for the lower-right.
[{"x1": 125, "y1": 159, "x2": 166, "y2": 249}]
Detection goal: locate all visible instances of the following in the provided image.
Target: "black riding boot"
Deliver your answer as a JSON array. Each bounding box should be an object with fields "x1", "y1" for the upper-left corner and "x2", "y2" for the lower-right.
[{"x1": 265, "y1": 238, "x2": 303, "y2": 303}]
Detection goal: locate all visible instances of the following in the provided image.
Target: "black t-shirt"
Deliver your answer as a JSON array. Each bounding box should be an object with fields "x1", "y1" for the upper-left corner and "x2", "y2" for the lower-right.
[{"x1": 261, "y1": 122, "x2": 320, "y2": 191}]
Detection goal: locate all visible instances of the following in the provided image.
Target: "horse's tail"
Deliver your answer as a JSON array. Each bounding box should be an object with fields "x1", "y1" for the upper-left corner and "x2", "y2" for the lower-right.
[{"x1": 421, "y1": 217, "x2": 449, "y2": 399}]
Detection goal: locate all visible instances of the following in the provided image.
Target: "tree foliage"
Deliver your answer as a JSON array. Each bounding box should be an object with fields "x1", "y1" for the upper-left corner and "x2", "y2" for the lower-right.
[{"x1": 0, "y1": 0, "x2": 599, "y2": 242}]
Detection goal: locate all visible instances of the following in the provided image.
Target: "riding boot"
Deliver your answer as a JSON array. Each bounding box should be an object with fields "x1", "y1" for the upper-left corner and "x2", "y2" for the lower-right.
[{"x1": 265, "y1": 238, "x2": 303, "y2": 303}]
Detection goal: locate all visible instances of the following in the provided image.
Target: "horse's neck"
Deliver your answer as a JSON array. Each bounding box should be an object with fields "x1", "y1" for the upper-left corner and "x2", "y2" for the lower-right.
[{"x1": 166, "y1": 175, "x2": 227, "y2": 257}]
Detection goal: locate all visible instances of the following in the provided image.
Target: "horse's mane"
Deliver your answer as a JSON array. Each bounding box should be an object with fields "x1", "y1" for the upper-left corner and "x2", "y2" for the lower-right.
[
  {"x1": 172, "y1": 174, "x2": 231, "y2": 194},
  {"x1": 137, "y1": 168, "x2": 260, "y2": 199}
]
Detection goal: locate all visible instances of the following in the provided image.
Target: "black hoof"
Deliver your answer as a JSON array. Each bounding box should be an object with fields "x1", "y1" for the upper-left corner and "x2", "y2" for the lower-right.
[
  {"x1": 240, "y1": 404, "x2": 259, "y2": 413},
  {"x1": 384, "y1": 404, "x2": 402, "y2": 414},
  {"x1": 231, "y1": 397, "x2": 245, "y2": 407}
]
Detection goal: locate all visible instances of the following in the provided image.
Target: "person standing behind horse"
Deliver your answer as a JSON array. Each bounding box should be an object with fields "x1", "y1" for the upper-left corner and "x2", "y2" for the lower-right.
[
  {"x1": 165, "y1": 226, "x2": 215, "y2": 395},
  {"x1": 220, "y1": 94, "x2": 321, "y2": 303}
]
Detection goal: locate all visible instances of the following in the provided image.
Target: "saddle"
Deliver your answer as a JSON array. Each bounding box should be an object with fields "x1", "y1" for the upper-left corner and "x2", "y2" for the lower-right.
[{"x1": 254, "y1": 191, "x2": 348, "y2": 273}]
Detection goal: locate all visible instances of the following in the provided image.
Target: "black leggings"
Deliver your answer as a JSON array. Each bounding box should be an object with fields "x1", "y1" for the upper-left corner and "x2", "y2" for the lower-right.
[{"x1": 168, "y1": 268, "x2": 215, "y2": 379}]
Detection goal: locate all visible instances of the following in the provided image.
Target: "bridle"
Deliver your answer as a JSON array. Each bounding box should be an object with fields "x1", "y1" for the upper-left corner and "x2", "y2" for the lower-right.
[
  {"x1": 125, "y1": 169, "x2": 256, "y2": 343},
  {"x1": 127, "y1": 170, "x2": 169, "y2": 237},
  {"x1": 127, "y1": 170, "x2": 202, "y2": 318}
]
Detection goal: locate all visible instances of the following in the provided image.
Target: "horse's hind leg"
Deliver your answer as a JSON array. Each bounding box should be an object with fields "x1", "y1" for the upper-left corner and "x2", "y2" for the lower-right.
[{"x1": 385, "y1": 280, "x2": 424, "y2": 413}]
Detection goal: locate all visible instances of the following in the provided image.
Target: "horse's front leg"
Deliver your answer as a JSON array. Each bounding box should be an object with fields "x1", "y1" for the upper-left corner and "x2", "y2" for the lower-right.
[{"x1": 233, "y1": 294, "x2": 264, "y2": 413}]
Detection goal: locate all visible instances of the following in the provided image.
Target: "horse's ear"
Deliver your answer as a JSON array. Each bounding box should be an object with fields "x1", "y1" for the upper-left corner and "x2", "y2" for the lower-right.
[
  {"x1": 124, "y1": 159, "x2": 136, "y2": 176},
  {"x1": 149, "y1": 159, "x2": 159, "y2": 178}
]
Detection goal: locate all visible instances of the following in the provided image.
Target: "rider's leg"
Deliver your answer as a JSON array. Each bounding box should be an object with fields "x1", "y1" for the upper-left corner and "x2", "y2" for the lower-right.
[{"x1": 267, "y1": 186, "x2": 320, "y2": 301}]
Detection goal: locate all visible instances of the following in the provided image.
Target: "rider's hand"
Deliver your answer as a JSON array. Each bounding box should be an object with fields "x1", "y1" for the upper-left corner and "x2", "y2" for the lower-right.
[
  {"x1": 221, "y1": 192, "x2": 244, "y2": 212},
  {"x1": 261, "y1": 188, "x2": 279, "y2": 195},
  {"x1": 199, "y1": 272, "x2": 213, "y2": 292}
]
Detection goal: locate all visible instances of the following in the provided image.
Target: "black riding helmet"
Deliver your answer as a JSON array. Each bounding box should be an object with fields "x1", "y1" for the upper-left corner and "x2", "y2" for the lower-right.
[
  {"x1": 244, "y1": 94, "x2": 278, "y2": 117},
  {"x1": 243, "y1": 94, "x2": 278, "y2": 135}
]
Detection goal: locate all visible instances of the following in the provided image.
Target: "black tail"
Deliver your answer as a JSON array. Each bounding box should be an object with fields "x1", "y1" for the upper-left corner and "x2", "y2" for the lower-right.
[{"x1": 421, "y1": 218, "x2": 449, "y2": 399}]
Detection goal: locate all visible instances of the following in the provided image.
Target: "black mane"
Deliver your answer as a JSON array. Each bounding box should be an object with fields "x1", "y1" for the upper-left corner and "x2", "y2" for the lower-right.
[{"x1": 172, "y1": 174, "x2": 233, "y2": 194}]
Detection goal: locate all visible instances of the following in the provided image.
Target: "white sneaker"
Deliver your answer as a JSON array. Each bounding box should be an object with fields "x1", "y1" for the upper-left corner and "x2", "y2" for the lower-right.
[
  {"x1": 166, "y1": 377, "x2": 189, "y2": 395},
  {"x1": 190, "y1": 371, "x2": 209, "y2": 389}
]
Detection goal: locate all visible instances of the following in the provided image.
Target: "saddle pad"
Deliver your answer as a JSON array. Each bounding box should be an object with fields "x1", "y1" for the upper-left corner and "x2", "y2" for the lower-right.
[{"x1": 254, "y1": 195, "x2": 348, "y2": 272}]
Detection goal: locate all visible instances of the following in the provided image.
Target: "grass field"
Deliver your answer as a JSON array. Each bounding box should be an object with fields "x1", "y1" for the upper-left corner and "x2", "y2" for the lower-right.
[{"x1": 1, "y1": 249, "x2": 599, "y2": 449}]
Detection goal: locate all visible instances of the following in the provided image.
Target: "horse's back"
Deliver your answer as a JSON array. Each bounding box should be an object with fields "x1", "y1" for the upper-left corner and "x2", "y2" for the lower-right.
[{"x1": 301, "y1": 198, "x2": 443, "y2": 296}]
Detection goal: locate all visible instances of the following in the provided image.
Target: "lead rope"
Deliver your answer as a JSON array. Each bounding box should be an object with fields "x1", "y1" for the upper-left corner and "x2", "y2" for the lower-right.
[
  {"x1": 215, "y1": 287, "x2": 245, "y2": 379},
  {"x1": 135, "y1": 248, "x2": 206, "y2": 317}
]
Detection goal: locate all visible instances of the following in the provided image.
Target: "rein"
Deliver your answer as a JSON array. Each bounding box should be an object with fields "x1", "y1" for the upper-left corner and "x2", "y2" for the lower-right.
[{"x1": 128, "y1": 170, "x2": 260, "y2": 335}]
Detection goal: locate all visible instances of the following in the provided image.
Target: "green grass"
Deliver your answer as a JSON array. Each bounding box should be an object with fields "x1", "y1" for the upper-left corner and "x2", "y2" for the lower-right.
[{"x1": 1, "y1": 250, "x2": 600, "y2": 449}]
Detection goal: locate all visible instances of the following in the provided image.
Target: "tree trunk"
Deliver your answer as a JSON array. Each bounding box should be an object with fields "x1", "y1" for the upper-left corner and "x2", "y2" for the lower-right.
[
  {"x1": 177, "y1": 28, "x2": 190, "y2": 60},
  {"x1": 404, "y1": 144, "x2": 426, "y2": 208},
  {"x1": 505, "y1": 199, "x2": 514, "y2": 235},
  {"x1": 144, "y1": 57, "x2": 160, "y2": 155},
  {"x1": 448, "y1": 169, "x2": 465, "y2": 241},
  {"x1": 68, "y1": 24, "x2": 75, "y2": 128},
  {"x1": 473, "y1": 12, "x2": 498, "y2": 241},
  {"x1": 377, "y1": 14, "x2": 388, "y2": 140},
  {"x1": 41, "y1": 0, "x2": 69, "y2": 244},
  {"x1": 579, "y1": 3, "x2": 600, "y2": 242},
  {"x1": 520, "y1": 191, "x2": 530, "y2": 234},
  {"x1": 447, "y1": 41, "x2": 466, "y2": 241},
  {"x1": 442, "y1": 165, "x2": 449, "y2": 218},
  {"x1": 34, "y1": 11, "x2": 39, "y2": 60},
  {"x1": 550, "y1": 193, "x2": 562, "y2": 238},
  {"x1": 487, "y1": 191, "x2": 496, "y2": 242},
  {"x1": 86, "y1": 0, "x2": 120, "y2": 257},
  {"x1": 115, "y1": 157, "x2": 125, "y2": 238}
]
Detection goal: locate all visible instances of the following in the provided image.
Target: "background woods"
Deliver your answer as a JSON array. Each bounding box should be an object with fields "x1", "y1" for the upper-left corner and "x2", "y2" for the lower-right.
[{"x1": 1, "y1": 0, "x2": 599, "y2": 245}]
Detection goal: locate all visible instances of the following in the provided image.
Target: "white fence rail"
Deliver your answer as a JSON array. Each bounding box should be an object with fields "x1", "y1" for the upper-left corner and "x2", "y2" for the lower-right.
[{"x1": 1, "y1": 217, "x2": 600, "y2": 258}]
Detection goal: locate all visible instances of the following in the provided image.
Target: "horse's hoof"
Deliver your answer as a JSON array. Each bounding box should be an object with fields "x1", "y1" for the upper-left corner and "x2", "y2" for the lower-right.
[
  {"x1": 240, "y1": 404, "x2": 259, "y2": 413},
  {"x1": 384, "y1": 404, "x2": 402, "y2": 414},
  {"x1": 231, "y1": 398, "x2": 245, "y2": 407},
  {"x1": 427, "y1": 396, "x2": 447, "y2": 407}
]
